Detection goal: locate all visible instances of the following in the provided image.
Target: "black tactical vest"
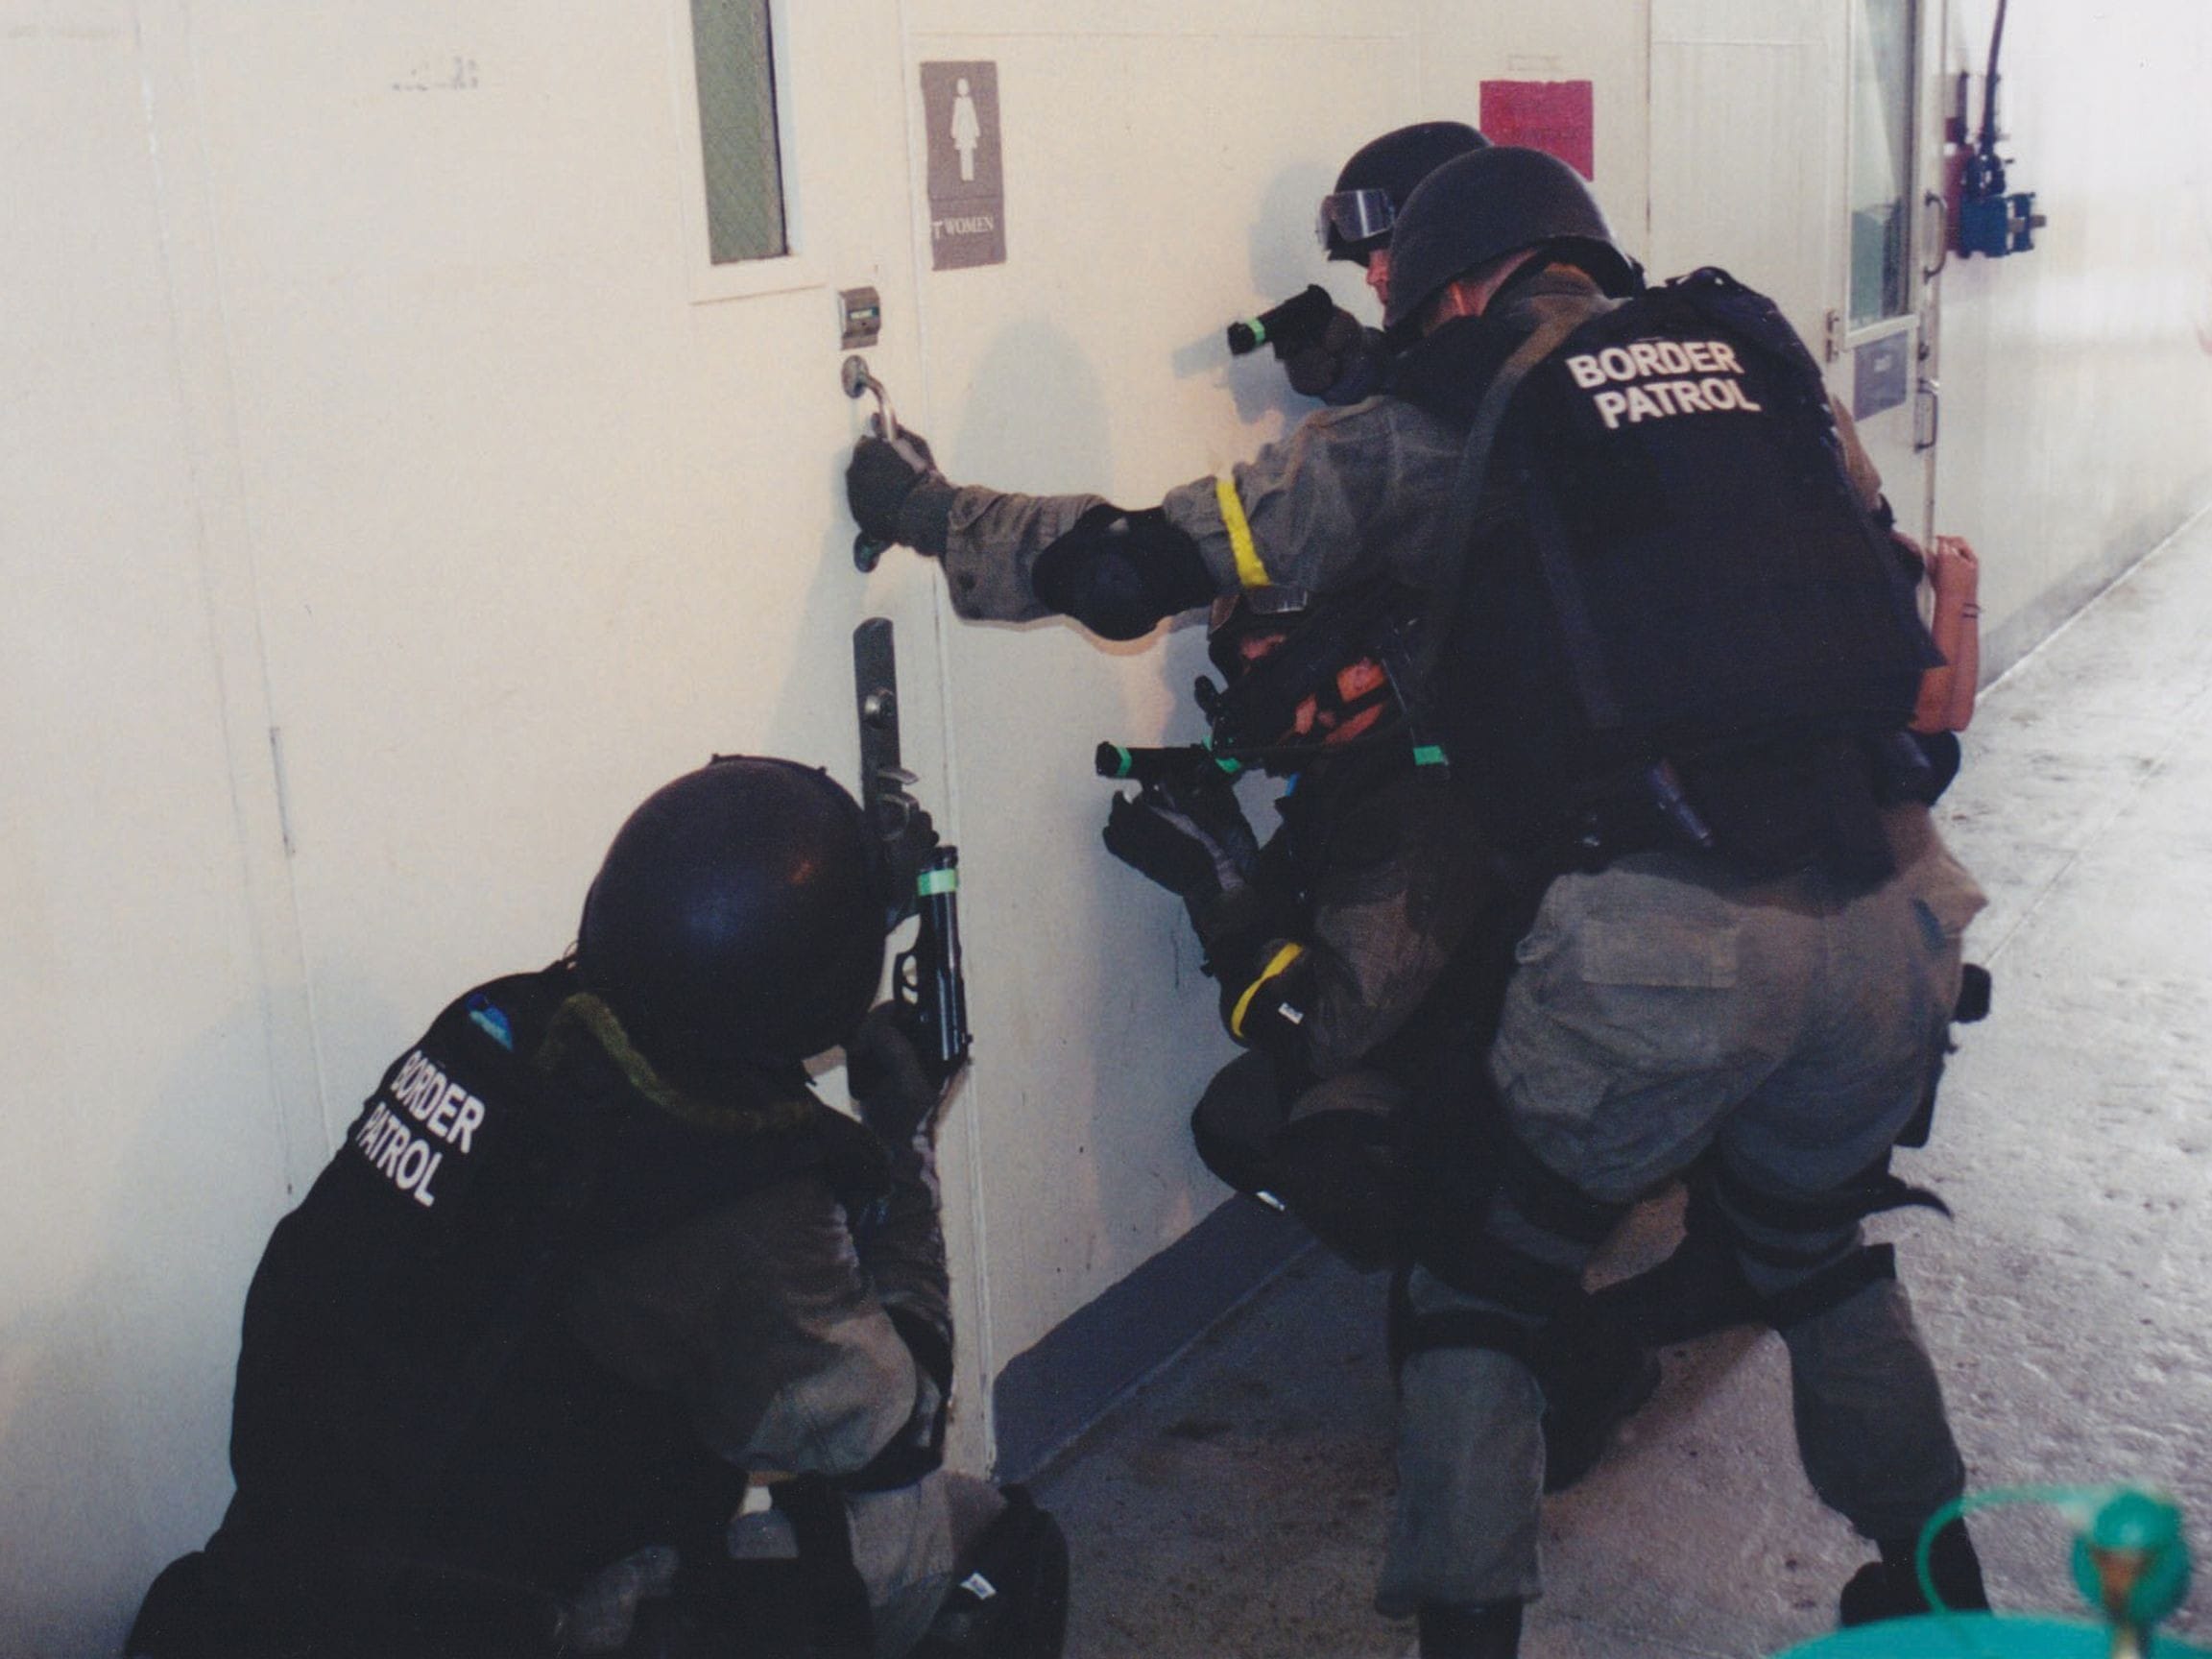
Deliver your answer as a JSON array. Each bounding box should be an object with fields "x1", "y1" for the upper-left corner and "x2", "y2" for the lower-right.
[
  {"x1": 219, "y1": 962, "x2": 886, "y2": 1589},
  {"x1": 1426, "y1": 269, "x2": 1937, "y2": 857}
]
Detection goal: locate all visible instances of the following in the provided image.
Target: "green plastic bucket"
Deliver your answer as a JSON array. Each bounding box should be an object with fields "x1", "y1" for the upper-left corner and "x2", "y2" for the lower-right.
[{"x1": 1776, "y1": 1613, "x2": 2211, "y2": 1658}]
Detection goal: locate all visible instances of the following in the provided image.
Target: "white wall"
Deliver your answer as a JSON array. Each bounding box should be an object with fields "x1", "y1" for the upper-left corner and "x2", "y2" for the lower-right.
[
  {"x1": 1, "y1": 2, "x2": 2206, "y2": 1652},
  {"x1": 1, "y1": 12, "x2": 298, "y2": 1647},
  {"x1": 908, "y1": 0, "x2": 1657, "y2": 1391},
  {"x1": 1933, "y1": 0, "x2": 2212, "y2": 672},
  {"x1": 5, "y1": 2, "x2": 941, "y2": 1648}
]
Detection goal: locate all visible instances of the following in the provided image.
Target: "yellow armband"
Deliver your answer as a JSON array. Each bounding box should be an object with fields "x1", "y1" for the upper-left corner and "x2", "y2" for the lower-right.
[{"x1": 1214, "y1": 475, "x2": 1269, "y2": 591}]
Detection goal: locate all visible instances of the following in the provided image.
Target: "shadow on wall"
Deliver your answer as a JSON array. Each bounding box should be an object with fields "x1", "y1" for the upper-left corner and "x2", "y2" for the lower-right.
[
  {"x1": 1167, "y1": 159, "x2": 1373, "y2": 436},
  {"x1": 923, "y1": 316, "x2": 1246, "y2": 1352},
  {"x1": 1, "y1": 1008, "x2": 286, "y2": 1659}
]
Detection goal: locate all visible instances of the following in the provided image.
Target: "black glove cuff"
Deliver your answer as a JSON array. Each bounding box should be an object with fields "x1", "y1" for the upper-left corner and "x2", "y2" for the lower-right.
[
  {"x1": 897, "y1": 476, "x2": 957, "y2": 558},
  {"x1": 1033, "y1": 506, "x2": 1214, "y2": 639}
]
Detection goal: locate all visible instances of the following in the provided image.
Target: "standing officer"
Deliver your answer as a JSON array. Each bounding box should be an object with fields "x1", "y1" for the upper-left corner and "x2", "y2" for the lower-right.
[
  {"x1": 126, "y1": 757, "x2": 1066, "y2": 1659},
  {"x1": 847, "y1": 144, "x2": 1988, "y2": 1657},
  {"x1": 1349, "y1": 148, "x2": 1992, "y2": 1657},
  {"x1": 1267, "y1": 119, "x2": 1490, "y2": 403}
]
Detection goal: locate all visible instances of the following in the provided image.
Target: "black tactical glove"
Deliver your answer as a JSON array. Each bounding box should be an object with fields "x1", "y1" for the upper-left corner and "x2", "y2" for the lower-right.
[
  {"x1": 848, "y1": 1000, "x2": 953, "y2": 1151},
  {"x1": 1280, "y1": 306, "x2": 1371, "y2": 400},
  {"x1": 846, "y1": 421, "x2": 957, "y2": 557},
  {"x1": 1101, "y1": 772, "x2": 1261, "y2": 908}
]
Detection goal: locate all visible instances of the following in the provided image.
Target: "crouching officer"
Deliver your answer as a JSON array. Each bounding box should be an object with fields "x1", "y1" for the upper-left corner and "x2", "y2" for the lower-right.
[
  {"x1": 126, "y1": 757, "x2": 1068, "y2": 1659},
  {"x1": 1101, "y1": 583, "x2": 1659, "y2": 1493}
]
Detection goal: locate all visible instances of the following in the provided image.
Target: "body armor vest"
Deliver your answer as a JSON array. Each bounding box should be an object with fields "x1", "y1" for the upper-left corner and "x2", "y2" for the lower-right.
[
  {"x1": 1428, "y1": 269, "x2": 1937, "y2": 859},
  {"x1": 220, "y1": 962, "x2": 886, "y2": 1589}
]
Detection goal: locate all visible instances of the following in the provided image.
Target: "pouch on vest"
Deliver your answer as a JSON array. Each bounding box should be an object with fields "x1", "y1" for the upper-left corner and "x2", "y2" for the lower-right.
[{"x1": 1439, "y1": 269, "x2": 1936, "y2": 860}]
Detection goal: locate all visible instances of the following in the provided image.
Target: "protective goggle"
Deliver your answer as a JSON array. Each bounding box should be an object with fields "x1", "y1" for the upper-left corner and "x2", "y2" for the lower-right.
[{"x1": 1315, "y1": 187, "x2": 1394, "y2": 252}]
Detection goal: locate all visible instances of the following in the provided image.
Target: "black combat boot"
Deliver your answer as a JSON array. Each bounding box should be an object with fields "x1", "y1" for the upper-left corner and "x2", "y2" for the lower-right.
[
  {"x1": 1838, "y1": 1517, "x2": 1990, "y2": 1626},
  {"x1": 1418, "y1": 1599, "x2": 1523, "y2": 1658},
  {"x1": 1528, "y1": 1309, "x2": 1662, "y2": 1493}
]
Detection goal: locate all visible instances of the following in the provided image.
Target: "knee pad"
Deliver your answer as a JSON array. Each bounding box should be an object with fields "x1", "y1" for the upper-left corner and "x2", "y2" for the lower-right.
[
  {"x1": 1386, "y1": 1264, "x2": 1537, "y2": 1375},
  {"x1": 1760, "y1": 1241, "x2": 1900, "y2": 1332},
  {"x1": 1407, "y1": 1136, "x2": 1626, "y2": 1325},
  {"x1": 131, "y1": 1539, "x2": 579, "y2": 1659},
  {"x1": 1190, "y1": 1049, "x2": 1294, "y2": 1199},
  {"x1": 1193, "y1": 1056, "x2": 1403, "y2": 1271},
  {"x1": 1269, "y1": 1080, "x2": 1403, "y2": 1272},
  {"x1": 912, "y1": 1486, "x2": 1070, "y2": 1659}
]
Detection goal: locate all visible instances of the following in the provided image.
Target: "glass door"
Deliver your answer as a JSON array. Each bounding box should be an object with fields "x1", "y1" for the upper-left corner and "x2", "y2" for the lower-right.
[{"x1": 1841, "y1": 0, "x2": 1946, "y2": 544}]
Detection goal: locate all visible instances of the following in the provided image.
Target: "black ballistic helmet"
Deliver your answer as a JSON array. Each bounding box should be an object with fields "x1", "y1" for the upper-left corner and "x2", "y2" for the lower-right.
[
  {"x1": 1318, "y1": 120, "x2": 1489, "y2": 264},
  {"x1": 1381, "y1": 145, "x2": 1641, "y2": 331},
  {"x1": 578, "y1": 757, "x2": 887, "y2": 1079}
]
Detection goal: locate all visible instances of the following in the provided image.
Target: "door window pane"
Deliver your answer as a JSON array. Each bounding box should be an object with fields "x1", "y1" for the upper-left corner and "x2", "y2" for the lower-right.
[
  {"x1": 691, "y1": 0, "x2": 787, "y2": 264},
  {"x1": 1848, "y1": 0, "x2": 1915, "y2": 326}
]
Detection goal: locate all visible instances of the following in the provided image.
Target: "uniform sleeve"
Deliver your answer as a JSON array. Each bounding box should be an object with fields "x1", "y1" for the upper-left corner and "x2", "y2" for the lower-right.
[
  {"x1": 1159, "y1": 398, "x2": 1466, "y2": 599},
  {"x1": 938, "y1": 486, "x2": 1111, "y2": 621},
  {"x1": 563, "y1": 1178, "x2": 922, "y2": 1479}
]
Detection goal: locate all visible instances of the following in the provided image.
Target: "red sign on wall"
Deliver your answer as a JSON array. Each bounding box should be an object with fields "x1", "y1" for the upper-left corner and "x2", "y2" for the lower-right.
[{"x1": 1479, "y1": 80, "x2": 1596, "y2": 180}]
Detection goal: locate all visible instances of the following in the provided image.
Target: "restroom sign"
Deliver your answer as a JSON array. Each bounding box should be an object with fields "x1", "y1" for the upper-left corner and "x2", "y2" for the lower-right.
[{"x1": 921, "y1": 61, "x2": 1006, "y2": 270}]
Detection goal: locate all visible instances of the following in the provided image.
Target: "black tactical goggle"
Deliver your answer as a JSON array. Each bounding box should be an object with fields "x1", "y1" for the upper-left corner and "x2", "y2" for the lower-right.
[{"x1": 1316, "y1": 187, "x2": 1395, "y2": 252}]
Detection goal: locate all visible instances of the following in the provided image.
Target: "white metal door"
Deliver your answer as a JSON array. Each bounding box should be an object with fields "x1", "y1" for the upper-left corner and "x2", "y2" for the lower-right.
[
  {"x1": 1650, "y1": 0, "x2": 1848, "y2": 349},
  {"x1": 0, "y1": 6, "x2": 308, "y2": 1644},
  {"x1": 1650, "y1": 0, "x2": 1947, "y2": 535}
]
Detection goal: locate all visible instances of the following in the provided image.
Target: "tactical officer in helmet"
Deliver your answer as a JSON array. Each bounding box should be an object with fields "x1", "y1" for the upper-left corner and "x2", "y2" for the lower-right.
[
  {"x1": 1262, "y1": 120, "x2": 1491, "y2": 404},
  {"x1": 126, "y1": 757, "x2": 1067, "y2": 1659},
  {"x1": 846, "y1": 140, "x2": 1990, "y2": 1655},
  {"x1": 1351, "y1": 149, "x2": 1992, "y2": 1655},
  {"x1": 1104, "y1": 579, "x2": 1658, "y2": 1493}
]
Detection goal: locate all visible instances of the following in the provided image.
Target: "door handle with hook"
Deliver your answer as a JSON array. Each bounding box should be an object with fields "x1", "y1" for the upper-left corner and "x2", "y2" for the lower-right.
[
  {"x1": 1914, "y1": 374, "x2": 1941, "y2": 453},
  {"x1": 843, "y1": 354, "x2": 902, "y2": 572},
  {"x1": 1922, "y1": 188, "x2": 1950, "y2": 283}
]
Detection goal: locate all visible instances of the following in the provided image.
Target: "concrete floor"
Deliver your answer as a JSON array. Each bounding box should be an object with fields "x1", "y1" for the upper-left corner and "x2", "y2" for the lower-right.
[{"x1": 1026, "y1": 508, "x2": 2212, "y2": 1659}]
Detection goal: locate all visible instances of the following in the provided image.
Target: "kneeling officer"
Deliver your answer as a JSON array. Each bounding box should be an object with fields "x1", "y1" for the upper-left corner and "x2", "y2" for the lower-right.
[{"x1": 128, "y1": 757, "x2": 1067, "y2": 1659}]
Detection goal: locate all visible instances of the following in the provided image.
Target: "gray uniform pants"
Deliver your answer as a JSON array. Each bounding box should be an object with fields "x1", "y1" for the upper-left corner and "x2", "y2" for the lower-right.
[{"x1": 1378, "y1": 807, "x2": 1986, "y2": 1614}]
